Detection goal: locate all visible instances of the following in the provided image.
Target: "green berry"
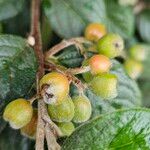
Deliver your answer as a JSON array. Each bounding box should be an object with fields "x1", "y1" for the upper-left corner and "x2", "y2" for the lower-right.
[
  {"x1": 57, "y1": 122, "x2": 75, "y2": 137},
  {"x1": 48, "y1": 97, "x2": 74, "y2": 122},
  {"x1": 3, "y1": 99, "x2": 33, "y2": 129},
  {"x1": 129, "y1": 44, "x2": 148, "y2": 61},
  {"x1": 124, "y1": 58, "x2": 143, "y2": 79},
  {"x1": 97, "y1": 33, "x2": 124, "y2": 58},
  {"x1": 72, "y1": 96, "x2": 92, "y2": 123},
  {"x1": 90, "y1": 73, "x2": 118, "y2": 99}
]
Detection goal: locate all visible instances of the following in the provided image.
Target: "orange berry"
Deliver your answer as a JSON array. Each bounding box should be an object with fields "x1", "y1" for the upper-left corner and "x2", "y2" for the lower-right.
[
  {"x1": 89, "y1": 54, "x2": 112, "y2": 75},
  {"x1": 85, "y1": 23, "x2": 107, "y2": 42}
]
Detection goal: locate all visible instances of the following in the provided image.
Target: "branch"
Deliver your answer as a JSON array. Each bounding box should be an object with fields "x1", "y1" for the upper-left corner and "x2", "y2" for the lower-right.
[
  {"x1": 134, "y1": 0, "x2": 150, "y2": 14},
  {"x1": 30, "y1": 0, "x2": 45, "y2": 149},
  {"x1": 45, "y1": 123, "x2": 61, "y2": 150},
  {"x1": 67, "y1": 66, "x2": 90, "y2": 75},
  {"x1": 45, "y1": 37, "x2": 92, "y2": 60},
  {"x1": 30, "y1": 1, "x2": 61, "y2": 149}
]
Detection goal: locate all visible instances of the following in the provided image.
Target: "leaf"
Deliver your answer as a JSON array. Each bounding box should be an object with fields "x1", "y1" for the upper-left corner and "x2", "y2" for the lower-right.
[
  {"x1": 138, "y1": 80, "x2": 150, "y2": 107},
  {"x1": 0, "y1": 125, "x2": 34, "y2": 150},
  {"x1": 62, "y1": 108, "x2": 150, "y2": 149},
  {"x1": 140, "y1": 48, "x2": 150, "y2": 80},
  {"x1": 137, "y1": 9, "x2": 150, "y2": 43},
  {"x1": 43, "y1": 0, "x2": 134, "y2": 38},
  {"x1": 3, "y1": 0, "x2": 30, "y2": 37},
  {"x1": 0, "y1": 0, "x2": 25, "y2": 21},
  {"x1": 0, "y1": 35, "x2": 38, "y2": 114},
  {"x1": 58, "y1": 46, "x2": 84, "y2": 67}
]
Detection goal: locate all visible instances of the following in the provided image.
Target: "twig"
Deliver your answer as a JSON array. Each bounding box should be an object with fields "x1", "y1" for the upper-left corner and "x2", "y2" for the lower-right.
[
  {"x1": 45, "y1": 37, "x2": 91, "y2": 60},
  {"x1": 30, "y1": 1, "x2": 61, "y2": 149},
  {"x1": 134, "y1": 0, "x2": 150, "y2": 14},
  {"x1": 67, "y1": 66, "x2": 90, "y2": 75},
  {"x1": 45, "y1": 123, "x2": 61, "y2": 150},
  {"x1": 30, "y1": 0, "x2": 45, "y2": 149}
]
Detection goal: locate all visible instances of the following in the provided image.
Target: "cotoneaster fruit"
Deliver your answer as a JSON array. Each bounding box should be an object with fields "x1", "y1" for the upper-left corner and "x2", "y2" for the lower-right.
[
  {"x1": 40, "y1": 72, "x2": 69, "y2": 105},
  {"x1": 3, "y1": 98, "x2": 33, "y2": 129}
]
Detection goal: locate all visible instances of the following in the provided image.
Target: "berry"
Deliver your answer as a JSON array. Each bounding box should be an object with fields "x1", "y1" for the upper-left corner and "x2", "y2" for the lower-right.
[
  {"x1": 89, "y1": 54, "x2": 111, "y2": 75},
  {"x1": 90, "y1": 73, "x2": 118, "y2": 99},
  {"x1": 124, "y1": 59, "x2": 143, "y2": 79},
  {"x1": 84, "y1": 23, "x2": 107, "y2": 42},
  {"x1": 57, "y1": 122, "x2": 75, "y2": 137},
  {"x1": 72, "y1": 96, "x2": 92, "y2": 123},
  {"x1": 3, "y1": 99, "x2": 33, "y2": 129},
  {"x1": 129, "y1": 44, "x2": 147, "y2": 61},
  {"x1": 119, "y1": 0, "x2": 138, "y2": 6},
  {"x1": 21, "y1": 109, "x2": 38, "y2": 139},
  {"x1": 97, "y1": 33, "x2": 124, "y2": 58},
  {"x1": 48, "y1": 97, "x2": 74, "y2": 122},
  {"x1": 40, "y1": 72, "x2": 69, "y2": 105}
]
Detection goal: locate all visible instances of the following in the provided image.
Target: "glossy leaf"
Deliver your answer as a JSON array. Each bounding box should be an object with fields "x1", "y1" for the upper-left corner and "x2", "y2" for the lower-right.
[
  {"x1": 43, "y1": 0, "x2": 134, "y2": 38},
  {"x1": 0, "y1": 0, "x2": 24, "y2": 21},
  {"x1": 0, "y1": 35, "x2": 37, "y2": 114},
  {"x1": 62, "y1": 108, "x2": 150, "y2": 149}
]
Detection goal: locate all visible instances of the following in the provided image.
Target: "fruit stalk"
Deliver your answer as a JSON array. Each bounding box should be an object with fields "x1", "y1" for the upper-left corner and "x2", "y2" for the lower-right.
[
  {"x1": 30, "y1": 0, "x2": 60, "y2": 149},
  {"x1": 45, "y1": 37, "x2": 91, "y2": 59}
]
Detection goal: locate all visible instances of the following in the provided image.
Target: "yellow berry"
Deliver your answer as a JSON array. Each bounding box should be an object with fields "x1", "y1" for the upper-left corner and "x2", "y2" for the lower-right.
[
  {"x1": 124, "y1": 59, "x2": 143, "y2": 79},
  {"x1": 3, "y1": 99, "x2": 33, "y2": 129},
  {"x1": 129, "y1": 44, "x2": 147, "y2": 61},
  {"x1": 40, "y1": 72, "x2": 69, "y2": 105},
  {"x1": 85, "y1": 23, "x2": 107, "y2": 42}
]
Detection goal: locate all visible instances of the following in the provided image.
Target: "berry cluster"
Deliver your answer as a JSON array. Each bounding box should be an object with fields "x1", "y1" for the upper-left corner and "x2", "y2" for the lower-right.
[
  {"x1": 84, "y1": 23, "x2": 124, "y2": 99},
  {"x1": 3, "y1": 22, "x2": 127, "y2": 139}
]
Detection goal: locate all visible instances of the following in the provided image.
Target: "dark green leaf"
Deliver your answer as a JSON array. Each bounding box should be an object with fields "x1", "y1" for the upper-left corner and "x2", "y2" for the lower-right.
[
  {"x1": 0, "y1": 125, "x2": 34, "y2": 150},
  {"x1": 62, "y1": 108, "x2": 150, "y2": 149},
  {"x1": 2, "y1": 0, "x2": 30, "y2": 37},
  {"x1": 58, "y1": 46, "x2": 84, "y2": 68},
  {"x1": 43, "y1": 0, "x2": 134, "y2": 38},
  {"x1": 0, "y1": 35, "x2": 37, "y2": 114},
  {"x1": 137, "y1": 9, "x2": 150, "y2": 43},
  {"x1": 0, "y1": 0, "x2": 25, "y2": 21}
]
